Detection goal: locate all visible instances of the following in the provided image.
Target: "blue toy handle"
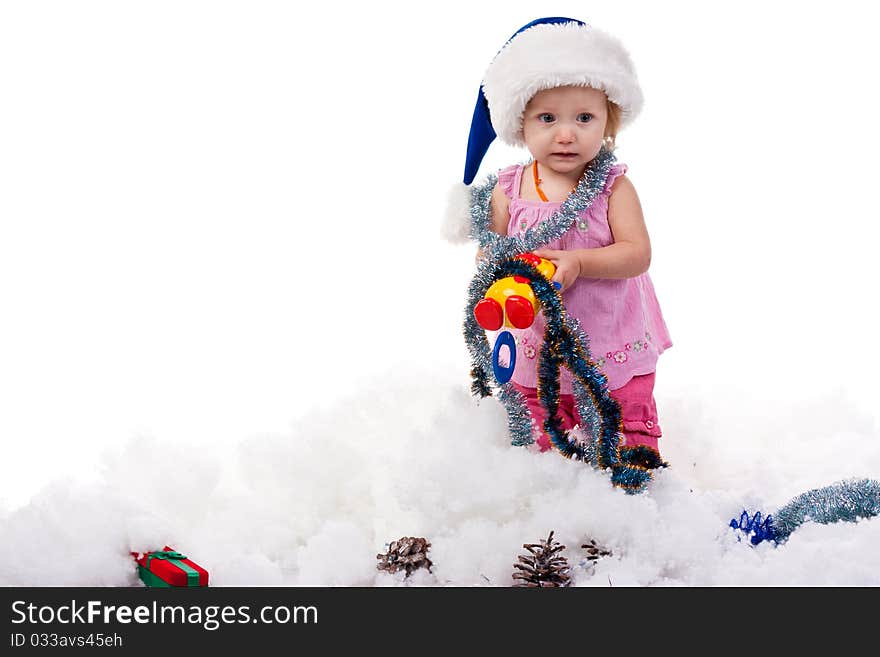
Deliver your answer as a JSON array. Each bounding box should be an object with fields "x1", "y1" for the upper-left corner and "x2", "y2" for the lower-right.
[{"x1": 492, "y1": 330, "x2": 517, "y2": 384}]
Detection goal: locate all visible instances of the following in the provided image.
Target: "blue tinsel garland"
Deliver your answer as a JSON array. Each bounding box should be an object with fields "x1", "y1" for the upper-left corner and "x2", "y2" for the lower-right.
[
  {"x1": 462, "y1": 149, "x2": 656, "y2": 493},
  {"x1": 463, "y1": 149, "x2": 617, "y2": 448},
  {"x1": 465, "y1": 258, "x2": 654, "y2": 493}
]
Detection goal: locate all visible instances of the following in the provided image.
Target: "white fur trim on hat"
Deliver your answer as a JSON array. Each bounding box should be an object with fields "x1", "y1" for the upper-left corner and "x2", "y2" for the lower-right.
[
  {"x1": 442, "y1": 182, "x2": 473, "y2": 244},
  {"x1": 482, "y1": 22, "x2": 644, "y2": 147}
]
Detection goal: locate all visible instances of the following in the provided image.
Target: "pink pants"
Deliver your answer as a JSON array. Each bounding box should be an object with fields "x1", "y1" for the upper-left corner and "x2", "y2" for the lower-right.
[{"x1": 514, "y1": 372, "x2": 662, "y2": 453}]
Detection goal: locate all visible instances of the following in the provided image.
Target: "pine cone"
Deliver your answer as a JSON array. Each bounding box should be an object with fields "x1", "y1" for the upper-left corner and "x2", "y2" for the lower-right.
[
  {"x1": 376, "y1": 536, "x2": 432, "y2": 577},
  {"x1": 581, "y1": 538, "x2": 612, "y2": 563},
  {"x1": 512, "y1": 531, "x2": 571, "y2": 587}
]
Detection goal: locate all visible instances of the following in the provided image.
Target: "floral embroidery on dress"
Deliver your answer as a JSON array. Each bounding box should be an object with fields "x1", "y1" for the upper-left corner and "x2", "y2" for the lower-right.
[
  {"x1": 609, "y1": 350, "x2": 628, "y2": 364},
  {"x1": 515, "y1": 331, "x2": 653, "y2": 371},
  {"x1": 599, "y1": 333, "x2": 652, "y2": 367}
]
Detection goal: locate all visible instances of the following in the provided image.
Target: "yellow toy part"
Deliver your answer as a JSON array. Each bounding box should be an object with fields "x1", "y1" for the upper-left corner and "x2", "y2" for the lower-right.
[{"x1": 473, "y1": 254, "x2": 557, "y2": 331}]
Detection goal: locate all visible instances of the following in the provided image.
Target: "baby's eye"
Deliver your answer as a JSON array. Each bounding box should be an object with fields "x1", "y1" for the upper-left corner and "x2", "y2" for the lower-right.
[
  {"x1": 538, "y1": 113, "x2": 555, "y2": 123},
  {"x1": 577, "y1": 113, "x2": 594, "y2": 123}
]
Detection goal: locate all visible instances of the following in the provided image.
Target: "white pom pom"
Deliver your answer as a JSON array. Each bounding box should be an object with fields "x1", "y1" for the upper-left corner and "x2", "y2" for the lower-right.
[{"x1": 441, "y1": 183, "x2": 473, "y2": 244}]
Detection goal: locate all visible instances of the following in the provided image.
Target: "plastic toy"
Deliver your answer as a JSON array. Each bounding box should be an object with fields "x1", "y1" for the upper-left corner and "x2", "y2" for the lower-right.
[
  {"x1": 473, "y1": 253, "x2": 558, "y2": 331},
  {"x1": 492, "y1": 330, "x2": 517, "y2": 384},
  {"x1": 474, "y1": 253, "x2": 559, "y2": 386}
]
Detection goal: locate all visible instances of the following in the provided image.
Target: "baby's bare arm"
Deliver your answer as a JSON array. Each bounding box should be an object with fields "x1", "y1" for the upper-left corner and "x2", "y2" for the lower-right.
[
  {"x1": 576, "y1": 174, "x2": 651, "y2": 278},
  {"x1": 489, "y1": 182, "x2": 510, "y2": 235}
]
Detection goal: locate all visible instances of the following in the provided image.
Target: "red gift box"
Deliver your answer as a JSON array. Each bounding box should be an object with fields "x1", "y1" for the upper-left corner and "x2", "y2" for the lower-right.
[{"x1": 132, "y1": 546, "x2": 209, "y2": 587}]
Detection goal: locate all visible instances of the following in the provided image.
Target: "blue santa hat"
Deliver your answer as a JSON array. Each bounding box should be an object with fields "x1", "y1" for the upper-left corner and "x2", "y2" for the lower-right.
[
  {"x1": 443, "y1": 17, "x2": 644, "y2": 243},
  {"x1": 463, "y1": 17, "x2": 586, "y2": 186}
]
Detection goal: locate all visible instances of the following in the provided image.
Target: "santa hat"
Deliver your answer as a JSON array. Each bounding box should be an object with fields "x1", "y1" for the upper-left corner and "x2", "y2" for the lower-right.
[{"x1": 442, "y1": 17, "x2": 643, "y2": 244}]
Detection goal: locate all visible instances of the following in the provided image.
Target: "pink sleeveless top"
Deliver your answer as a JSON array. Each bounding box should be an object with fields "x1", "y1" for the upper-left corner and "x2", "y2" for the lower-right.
[{"x1": 498, "y1": 162, "x2": 672, "y2": 392}]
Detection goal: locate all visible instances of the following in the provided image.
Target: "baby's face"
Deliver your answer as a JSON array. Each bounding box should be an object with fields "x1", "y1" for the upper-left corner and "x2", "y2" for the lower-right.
[{"x1": 521, "y1": 86, "x2": 608, "y2": 176}]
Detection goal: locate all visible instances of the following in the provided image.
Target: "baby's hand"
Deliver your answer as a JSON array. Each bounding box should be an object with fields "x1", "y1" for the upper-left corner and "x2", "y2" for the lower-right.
[{"x1": 532, "y1": 249, "x2": 581, "y2": 291}]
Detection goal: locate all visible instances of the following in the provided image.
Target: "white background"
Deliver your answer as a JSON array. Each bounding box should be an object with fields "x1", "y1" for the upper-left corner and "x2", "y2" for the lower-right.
[{"x1": 2, "y1": 0, "x2": 879, "y2": 512}]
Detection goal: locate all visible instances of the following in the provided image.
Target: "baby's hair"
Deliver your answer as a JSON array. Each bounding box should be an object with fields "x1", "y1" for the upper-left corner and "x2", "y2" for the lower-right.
[{"x1": 604, "y1": 99, "x2": 622, "y2": 151}]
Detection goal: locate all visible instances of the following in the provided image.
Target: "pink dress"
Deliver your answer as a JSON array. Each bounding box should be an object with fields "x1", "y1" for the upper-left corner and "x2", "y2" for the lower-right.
[{"x1": 498, "y1": 162, "x2": 672, "y2": 393}]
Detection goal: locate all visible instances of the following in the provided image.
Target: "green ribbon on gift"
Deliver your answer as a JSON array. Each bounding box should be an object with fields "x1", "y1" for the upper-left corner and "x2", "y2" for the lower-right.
[{"x1": 145, "y1": 550, "x2": 199, "y2": 587}]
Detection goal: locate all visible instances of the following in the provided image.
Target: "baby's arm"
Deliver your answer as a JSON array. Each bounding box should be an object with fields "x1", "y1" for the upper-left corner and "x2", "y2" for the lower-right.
[
  {"x1": 488, "y1": 182, "x2": 511, "y2": 235},
  {"x1": 535, "y1": 175, "x2": 651, "y2": 288},
  {"x1": 582, "y1": 174, "x2": 652, "y2": 277},
  {"x1": 476, "y1": 183, "x2": 511, "y2": 261}
]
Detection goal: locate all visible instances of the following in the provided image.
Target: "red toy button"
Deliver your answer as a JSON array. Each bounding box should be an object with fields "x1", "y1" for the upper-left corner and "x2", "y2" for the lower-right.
[
  {"x1": 474, "y1": 298, "x2": 504, "y2": 331},
  {"x1": 515, "y1": 253, "x2": 541, "y2": 266},
  {"x1": 505, "y1": 295, "x2": 535, "y2": 329}
]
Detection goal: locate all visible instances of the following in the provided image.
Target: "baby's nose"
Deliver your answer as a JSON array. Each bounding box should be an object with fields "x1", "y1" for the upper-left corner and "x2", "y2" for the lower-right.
[{"x1": 555, "y1": 127, "x2": 575, "y2": 142}]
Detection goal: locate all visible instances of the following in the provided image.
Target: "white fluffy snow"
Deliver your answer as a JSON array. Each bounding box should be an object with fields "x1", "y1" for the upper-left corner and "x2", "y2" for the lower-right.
[
  {"x1": 1, "y1": 364, "x2": 878, "y2": 586},
  {"x1": 2, "y1": 1, "x2": 879, "y2": 586}
]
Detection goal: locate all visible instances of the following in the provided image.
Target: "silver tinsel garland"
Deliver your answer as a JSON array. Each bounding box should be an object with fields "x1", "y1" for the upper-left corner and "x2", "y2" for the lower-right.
[
  {"x1": 773, "y1": 478, "x2": 880, "y2": 543},
  {"x1": 469, "y1": 149, "x2": 617, "y2": 257}
]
